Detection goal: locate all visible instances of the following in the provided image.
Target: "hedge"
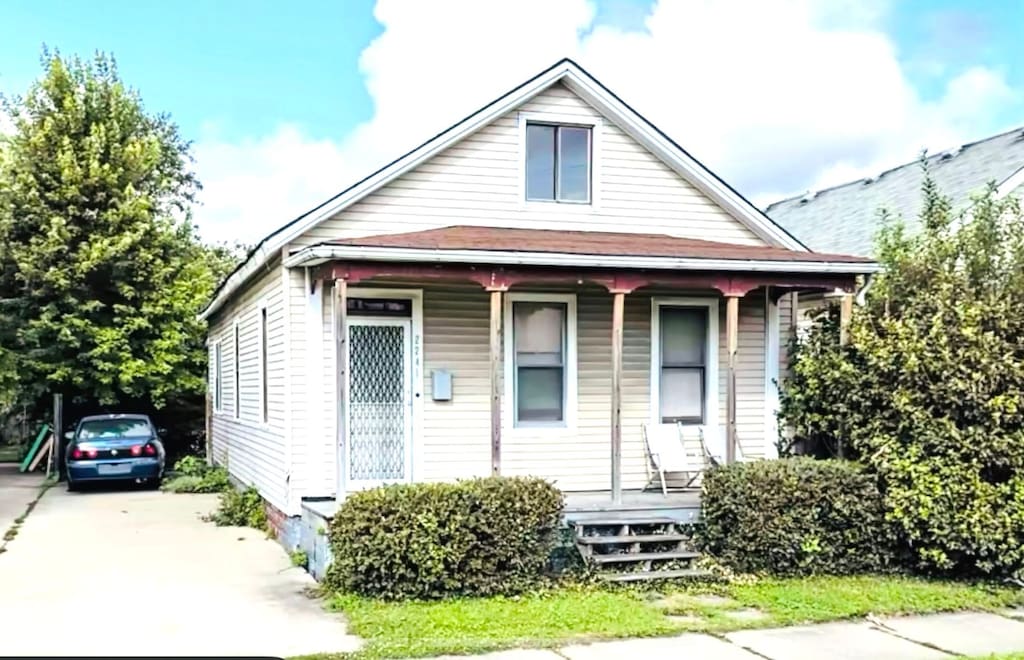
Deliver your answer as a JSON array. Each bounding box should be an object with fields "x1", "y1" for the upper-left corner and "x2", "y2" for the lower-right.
[
  {"x1": 699, "y1": 458, "x2": 898, "y2": 575},
  {"x1": 324, "y1": 477, "x2": 564, "y2": 600}
]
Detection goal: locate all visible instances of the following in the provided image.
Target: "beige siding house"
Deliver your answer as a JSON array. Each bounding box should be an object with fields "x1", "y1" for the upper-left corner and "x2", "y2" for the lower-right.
[{"x1": 201, "y1": 59, "x2": 875, "y2": 527}]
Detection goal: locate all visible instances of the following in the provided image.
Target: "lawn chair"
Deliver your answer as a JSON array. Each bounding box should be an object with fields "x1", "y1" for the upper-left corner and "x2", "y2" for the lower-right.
[
  {"x1": 698, "y1": 425, "x2": 747, "y2": 466},
  {"x1": 641, "y1": 422, "x2": 703, "y2": 495}
]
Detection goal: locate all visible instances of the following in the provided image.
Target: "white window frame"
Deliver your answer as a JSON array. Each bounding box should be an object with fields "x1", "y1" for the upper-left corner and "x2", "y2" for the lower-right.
[
  {"x1": 258, "y1": 299, "x2": 269, "y2": 425},
  {"x1": 212, "y1": 340, "x2": 223, "y2": 413},
  {"x1": 503, "y1": 292, "x2": 578, "y2": 430},
  {"x1": 650, "y1": 297, "x2": 719, "y2": 432},
  {"x1": 518, "y1": 111, "x2": 601, "y2": 209},
  {"x1": 232, "y1": 319, "x2": 241, "y2": 419}
]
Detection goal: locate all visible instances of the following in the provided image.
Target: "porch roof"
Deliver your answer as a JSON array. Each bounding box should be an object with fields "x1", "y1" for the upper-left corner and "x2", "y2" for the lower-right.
[{"x1": 286, "y1": 226, "x2": 877, "y2": 275}]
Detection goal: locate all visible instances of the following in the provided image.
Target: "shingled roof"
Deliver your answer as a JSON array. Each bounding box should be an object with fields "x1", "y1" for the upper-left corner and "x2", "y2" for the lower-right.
[
  {"x1": 320, "y1": 226, "x2": 872, "y2": 266},
  {"x1": 766, "y1": 126, "x2": 1024, "y2": 257}
]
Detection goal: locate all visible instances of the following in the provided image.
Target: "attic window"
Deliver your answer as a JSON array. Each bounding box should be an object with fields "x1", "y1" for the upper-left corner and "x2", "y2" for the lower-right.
[{"x1": 525, "y1": 123, "x2": 591, "y2": 203}]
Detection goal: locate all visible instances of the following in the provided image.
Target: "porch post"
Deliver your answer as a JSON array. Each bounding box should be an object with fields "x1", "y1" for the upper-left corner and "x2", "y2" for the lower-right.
[
  {"x1": 610, "y1": 290, "x2": 625, "y2": 504},
  {"x1": 335, "y1": 279, "x2": 348, "y2": 495},
  {"x1": 726, "y1": 294, "x2": 740, "y2": 465},
  {"x1": 839, "y1": 292, "x2": 853, "y2": 346},
  {"x1": 489, "y1": 289, "x2": 503, "y2": 476}
]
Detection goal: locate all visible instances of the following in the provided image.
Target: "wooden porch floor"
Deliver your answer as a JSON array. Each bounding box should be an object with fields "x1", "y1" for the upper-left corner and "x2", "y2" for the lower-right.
[{"x1": 563, "y1": 488, "x2": 702, "y2": 524}]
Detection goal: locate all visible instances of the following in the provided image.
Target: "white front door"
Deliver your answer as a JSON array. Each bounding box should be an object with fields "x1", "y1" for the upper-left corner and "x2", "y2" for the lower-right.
[{"x1": 345, "y1": 317, "x2": 413, "y2": 490}]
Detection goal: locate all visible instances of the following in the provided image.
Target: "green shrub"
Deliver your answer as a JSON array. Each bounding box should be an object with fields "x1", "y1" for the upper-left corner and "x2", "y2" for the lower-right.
[
  {"x1": 206, "y1": 486, "x2": 267, "y2": 530},
  {"x1": 324, "y1": 477, "x2": 564, "y2": 600},
  {"x1": 162, "y1": 456, "x2": 230, "y2": 493},
  {"x1": 173, "y1": 455, "x2": 209, "y2": 477},
  {"x1": 779, "y1": 179, "x2": 1024, "y2": 577},
  {"x1": 699, "y1": 458, "x2": 898, "y2": 576},
  {"x1": 290, "y1": 549, "x2": 309, "y2": 568}
]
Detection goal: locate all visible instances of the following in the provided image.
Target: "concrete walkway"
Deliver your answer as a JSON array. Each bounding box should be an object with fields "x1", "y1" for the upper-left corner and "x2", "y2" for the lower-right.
[
  {"x1": 0, "y1": 484, "x2": 361, "y2": 657},
  {"x1": 449, "y1": 611, "x2": 1024, "y2": 660},
  {"x1": 0, "y1": 463, "x2": 44, "y2": 534}
]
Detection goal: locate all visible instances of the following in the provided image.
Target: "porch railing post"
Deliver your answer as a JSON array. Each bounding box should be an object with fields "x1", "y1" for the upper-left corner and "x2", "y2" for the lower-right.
[
  {"x1": 489, "y1": 289, "x2": 503, "y2": 476},
  {"x1": 839, "y1": 292, "x2": 853, "y2": 346},
  {"x1": 726, "y1": 294, "x2": 739, "y2": 465},
  {"x1": 335, "y1": 279, "x2": 348, "y2": 496},
  {"x1": 611, "y1": 290, "x2": 625, "y2": 504}
]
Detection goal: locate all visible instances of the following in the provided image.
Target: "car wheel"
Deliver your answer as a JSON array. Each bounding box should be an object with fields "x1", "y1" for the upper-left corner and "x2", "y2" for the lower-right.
[
  {"x1": 148, "y1": 477, "x2": 162, "y2": 490},
  {"x1": 66, "y1": 480, "x2": 78, "y2": 492}
]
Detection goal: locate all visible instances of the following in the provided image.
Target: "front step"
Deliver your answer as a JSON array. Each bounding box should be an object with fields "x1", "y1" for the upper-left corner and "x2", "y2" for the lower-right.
[
  {"x1": 591, "y1": 550, "x2": 701, "y2": 564},
  {"x1": 569, "y1": 515, "x2": 710, "y2": 582}
]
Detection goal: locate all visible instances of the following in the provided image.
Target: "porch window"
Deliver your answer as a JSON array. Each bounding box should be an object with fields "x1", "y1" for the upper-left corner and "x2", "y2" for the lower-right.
[
  {"x1": 513, "y1": 301, "x2": 566, "y2": 422},
  {"x1": 525, "y1": 123, "x2": 591, "y2": 203},
  {"x1": 657, "y1": 305, "x2": 710, "y2": 424},
  {"x1": 506, "y1": 293, "x2": 577, "y2": 428}
]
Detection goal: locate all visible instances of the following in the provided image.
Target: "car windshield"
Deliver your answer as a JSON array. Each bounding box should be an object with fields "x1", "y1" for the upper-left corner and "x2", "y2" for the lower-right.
[{"x1": 78, "y1": 419, "x2": 151, "y2": 440}]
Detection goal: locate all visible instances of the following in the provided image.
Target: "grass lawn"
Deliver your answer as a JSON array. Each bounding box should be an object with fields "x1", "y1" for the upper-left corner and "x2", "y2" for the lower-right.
[
  {"x1": 309, "y1": 575, "x2": 1024, "y2": 659},
  {"x1": 656, "y1": 574, "x2": 1024, "y2": 632},
  {"x1": 323, "y1": 586, "x2": 678, "y2": 659}
]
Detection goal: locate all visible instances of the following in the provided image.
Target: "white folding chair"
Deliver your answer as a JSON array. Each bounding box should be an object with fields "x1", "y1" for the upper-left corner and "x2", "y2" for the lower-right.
[
  {"x1": 641, "y1": 422, "x2": 702, "y2": 494},
  {"x1": 699, "y1": 425, "x2": 747, "y2": 466}
]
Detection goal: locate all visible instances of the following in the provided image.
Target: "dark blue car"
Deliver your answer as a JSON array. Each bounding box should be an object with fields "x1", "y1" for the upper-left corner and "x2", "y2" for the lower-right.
[{"x1": 65, "y1": 414, "x2": 165, "y2": 491}]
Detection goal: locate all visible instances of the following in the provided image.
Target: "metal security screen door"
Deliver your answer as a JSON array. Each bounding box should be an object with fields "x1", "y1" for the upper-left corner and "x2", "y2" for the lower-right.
[{"x1": 345, "y1": 318, "x2": 413, "y2": 489}]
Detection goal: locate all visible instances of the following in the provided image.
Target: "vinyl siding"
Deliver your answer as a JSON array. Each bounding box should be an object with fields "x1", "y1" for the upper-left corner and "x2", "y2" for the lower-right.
[
  {"x1": 289, "y1": 82, "x2": 765, "y2": 249},
  {"x1": 207, "y1": 264, "x2": 289, "y2": 512},
  {"x1": 298, "y1": 283, "x2": 771, "y2": 494}
]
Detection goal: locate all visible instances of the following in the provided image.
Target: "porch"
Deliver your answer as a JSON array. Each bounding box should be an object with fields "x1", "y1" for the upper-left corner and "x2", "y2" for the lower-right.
[
  {"x1": 563, "y1": 488, "x2": 701, "y2": 524},
  {"x1": 287, "y1": 226, "x2": 874, "y2": 505}
]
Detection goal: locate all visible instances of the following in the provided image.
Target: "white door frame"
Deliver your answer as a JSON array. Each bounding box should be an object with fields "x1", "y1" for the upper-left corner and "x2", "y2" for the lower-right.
[{"x1": 336, "y1": 288, "x2": 423, "y2": 498}]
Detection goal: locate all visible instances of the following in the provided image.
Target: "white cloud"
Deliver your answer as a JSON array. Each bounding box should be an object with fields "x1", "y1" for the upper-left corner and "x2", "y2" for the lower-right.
[{"x1": 192, "y1": 0, "x2": 1019, "y2": 243}]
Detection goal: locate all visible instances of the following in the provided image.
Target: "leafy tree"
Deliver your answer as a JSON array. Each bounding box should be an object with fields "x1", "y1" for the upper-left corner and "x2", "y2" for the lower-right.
[
  {"x1": 780, "y1": 174, "x2": 1024, "y2": 577},
  {"x1": 0, "y1": 50, "x2": 229, "y2": 455}
]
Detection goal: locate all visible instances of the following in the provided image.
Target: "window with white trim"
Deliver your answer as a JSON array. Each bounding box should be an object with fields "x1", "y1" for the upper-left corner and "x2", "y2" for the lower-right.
[
  {"x1": 505, "y1": 293, "x2": 577, "y2": 427},
  {"x1": 652, "y1": 298, "x2": 718, "y2": 428},
  {"x1": 213, "y1": 342, "x2": 223, "y2": 412},
  {"x1": 658, "y1": 306, "x2": 708, "y2": 424},
  {"x1": 525, "y1": 123, "x2": 591, "y2": 203},
  {"x1": 233, "y1": 321, "x2": 240, "y2": 419},
  {"x1": 259, "y1": 306, "x2": 268, "y2": 423}
]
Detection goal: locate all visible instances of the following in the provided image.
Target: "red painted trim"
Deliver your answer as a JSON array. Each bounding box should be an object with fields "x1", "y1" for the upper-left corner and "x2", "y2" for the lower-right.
[{"x1": 311, "y1": 261, "x2": 857, "y2": 294}]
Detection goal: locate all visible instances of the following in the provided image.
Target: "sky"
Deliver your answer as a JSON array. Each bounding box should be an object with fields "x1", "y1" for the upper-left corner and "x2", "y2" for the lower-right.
[{"x1": 1, "y1": 0, "x2": 1022, "y2": 244}]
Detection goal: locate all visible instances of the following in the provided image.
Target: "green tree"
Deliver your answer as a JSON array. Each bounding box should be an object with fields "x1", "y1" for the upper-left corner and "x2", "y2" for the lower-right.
[
  {"x1": 780, "y1": 174, "x2": 1024, "y2": 577},
  {"x1": 0, "y1": 50, "x2": 226, "y2": 452}
]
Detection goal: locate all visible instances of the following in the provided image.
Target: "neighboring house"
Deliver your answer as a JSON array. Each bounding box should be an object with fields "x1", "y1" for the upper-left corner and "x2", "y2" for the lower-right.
[
  {"x1": 199, "y1": 59, "x2": 875, "y2": 546},
  {"x1": 766, "y1": 126, "x2": 1024, "y2": 330},
  {"x1": 767, "y1": 125, "x2": 1024, "y2": 257}
]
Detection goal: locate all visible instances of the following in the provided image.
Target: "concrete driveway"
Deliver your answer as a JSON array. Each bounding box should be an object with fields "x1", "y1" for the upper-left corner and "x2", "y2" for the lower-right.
[
  {"x1": 0, "y1": 483, "x2": 360, "y2": 657},
  {"x1": 0, "y1": 463, "x2": 44, "y2": 534}
]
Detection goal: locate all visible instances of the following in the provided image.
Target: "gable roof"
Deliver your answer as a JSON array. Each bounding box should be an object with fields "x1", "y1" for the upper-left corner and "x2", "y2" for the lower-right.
[
  {"x1": 766, "y1": 125, "x2": 1024, "y2": 257},
  {"x1": 201, "y1": 58, "x2": 808, "y2": 320},
  {"x1": 289, "y1": 226, "x2": 872, "y2": 270}
]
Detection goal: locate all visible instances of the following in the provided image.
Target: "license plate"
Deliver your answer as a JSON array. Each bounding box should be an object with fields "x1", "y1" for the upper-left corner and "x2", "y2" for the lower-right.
[{"x1": 97, "y1": 463, "x2": 132, "y2": 476}]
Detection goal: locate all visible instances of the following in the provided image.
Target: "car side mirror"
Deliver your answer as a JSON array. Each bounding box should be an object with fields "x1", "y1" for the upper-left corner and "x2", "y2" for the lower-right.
[{"x1": 64, "y1": 431, "x2": 74, "y2": 440}]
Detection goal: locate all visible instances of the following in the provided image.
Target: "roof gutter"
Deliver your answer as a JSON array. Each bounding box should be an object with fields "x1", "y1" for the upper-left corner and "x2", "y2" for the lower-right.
[{"x1": 283, "y1": 244, "x2": 880, "y2": 275}]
